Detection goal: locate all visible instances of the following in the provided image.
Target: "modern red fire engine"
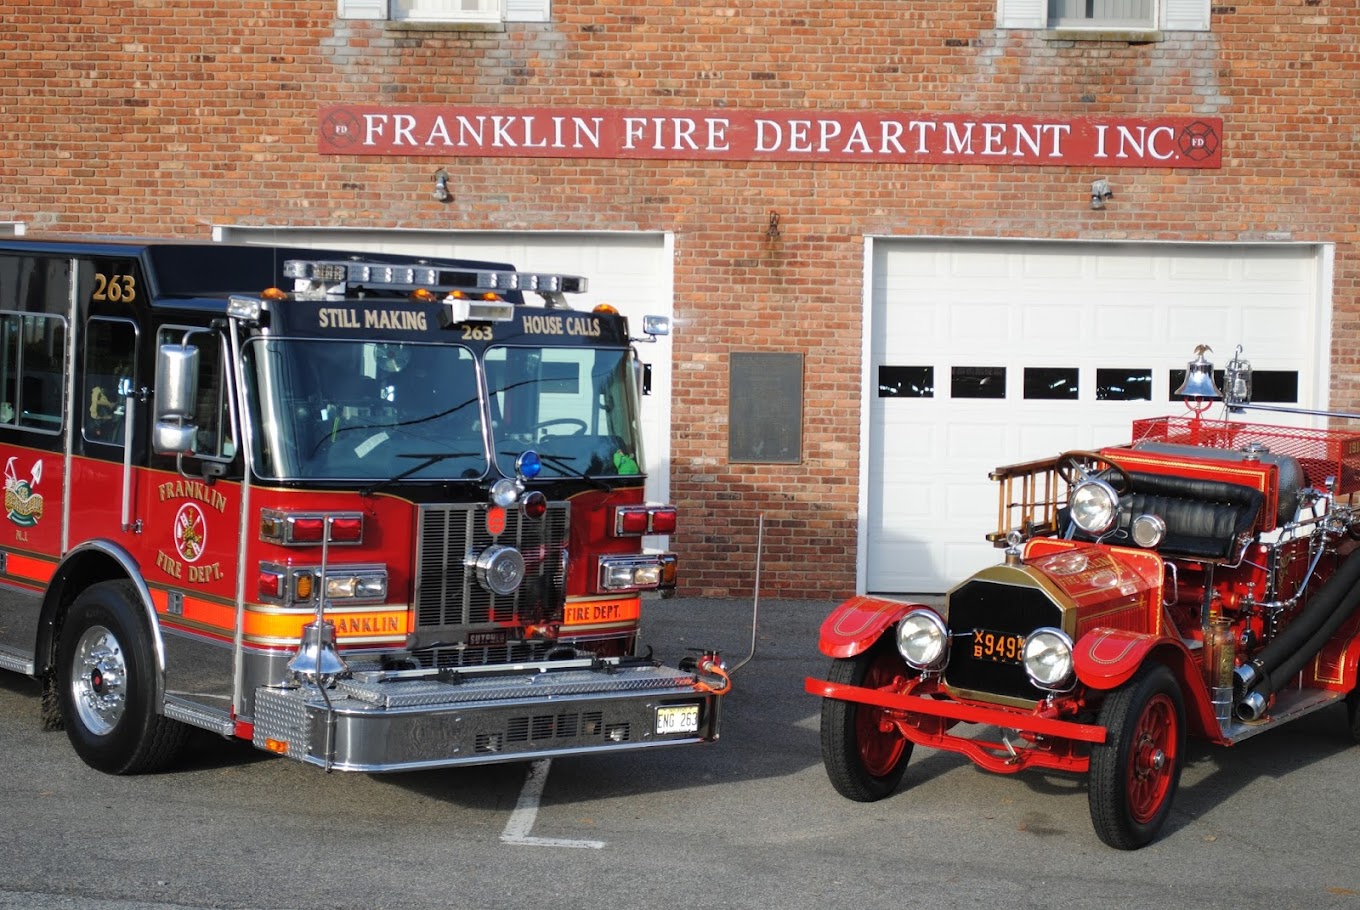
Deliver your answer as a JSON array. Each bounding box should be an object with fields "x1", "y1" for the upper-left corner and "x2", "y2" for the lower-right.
[
  {"x1": 807, "y1": 346, "x2": 1360, "y2": 848},
  {"x1": 0, "y1": 237, "x2": 726, "y2": 775}
]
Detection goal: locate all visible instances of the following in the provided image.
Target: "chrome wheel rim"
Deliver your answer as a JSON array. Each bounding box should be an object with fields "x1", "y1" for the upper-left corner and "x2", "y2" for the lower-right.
[{"x1": 71, "y1": 624, "x2": 127, "y2": 736}]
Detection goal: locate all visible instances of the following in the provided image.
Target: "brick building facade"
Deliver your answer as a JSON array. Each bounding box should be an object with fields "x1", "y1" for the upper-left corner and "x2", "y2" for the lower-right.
[{"x1": 2, "y1": 1, "x2": 1356, "y2": 597}]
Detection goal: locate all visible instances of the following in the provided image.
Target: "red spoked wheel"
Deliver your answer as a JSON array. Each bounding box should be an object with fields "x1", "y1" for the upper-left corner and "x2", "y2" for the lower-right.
[
  {"x1": 1089, "y1": 664, "x2": 1185, "y2": 849},
  {"x1": 819, "y1": 640, "x2": 914, "y2": 802}
]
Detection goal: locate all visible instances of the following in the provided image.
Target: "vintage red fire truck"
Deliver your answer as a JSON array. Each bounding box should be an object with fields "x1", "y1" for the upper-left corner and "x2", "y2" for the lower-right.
[
  {"x1": 807, "y1": 347, "x2": 1360, "y2": 848},
  {"x1": 0, "y1": 237, "x2": 727, "y2": 775}
]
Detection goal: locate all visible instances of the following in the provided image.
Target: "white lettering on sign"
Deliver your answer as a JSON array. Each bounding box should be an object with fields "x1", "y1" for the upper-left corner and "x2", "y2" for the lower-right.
[
  {"x1": 367, "y1": 113, "x2": 607, "y2": 151},
  {"x1": 322, "y1": 106, "x2": 1222, "y2": 169},
  {"x1": 1093, "y1": 124, "x2": 1177, "y2": 161}
]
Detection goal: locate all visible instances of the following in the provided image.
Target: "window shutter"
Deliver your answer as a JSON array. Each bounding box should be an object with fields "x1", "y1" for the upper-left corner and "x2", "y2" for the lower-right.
[
  {"x1": 338, "y1": 0, "x2": 389, "y2": 18},
  {"x1": 1161, "y1": 0, "x2": 1209, "y2": 30},
  {"x1": 997, "y1": 0, "x2": 1047, "y2": 28},
  {"x1": 505, "y1": 0, "x2": 549, "y2": 22}
]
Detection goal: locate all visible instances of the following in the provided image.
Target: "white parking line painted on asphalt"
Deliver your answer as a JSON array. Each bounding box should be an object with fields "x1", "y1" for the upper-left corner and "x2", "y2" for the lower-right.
[{"x1": 500, "y1": 759, "x2": 606, "y2": 849}]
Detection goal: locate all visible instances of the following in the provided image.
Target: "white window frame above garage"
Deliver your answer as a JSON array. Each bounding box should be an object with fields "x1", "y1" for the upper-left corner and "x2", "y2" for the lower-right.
[
  {"x1": 997, "y1": 0, "x2": 1209, "y2": 31},
  {"x1": 338, "y1": 0, "x2": 548, "y2": 26}
]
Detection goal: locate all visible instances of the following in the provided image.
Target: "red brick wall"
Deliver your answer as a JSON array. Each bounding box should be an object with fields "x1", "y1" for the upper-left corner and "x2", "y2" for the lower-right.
[{"x1": 2, "y1": 0, "x2": 1357, "y2": 597}]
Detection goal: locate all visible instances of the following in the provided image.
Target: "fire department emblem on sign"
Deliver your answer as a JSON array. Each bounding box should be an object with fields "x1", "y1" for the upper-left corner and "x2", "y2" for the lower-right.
[
  {"x1": 174, "y1": 502, "x2": 207, "y2": 562},
  {"x1": 3, "y1": 457, "x2": 43, "y2": 528}
]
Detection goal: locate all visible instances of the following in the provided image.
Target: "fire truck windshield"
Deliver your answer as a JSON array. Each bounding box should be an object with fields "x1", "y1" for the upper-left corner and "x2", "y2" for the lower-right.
[
  {"x1": 241, "y1": 338, "x2": 644, "y2": 483},
  {"x1": 243, "y1": 338, "x2": 486, "y2": 481},
  {"x1": 487, "y1": 345, "x2": 643, "y2": 480}
]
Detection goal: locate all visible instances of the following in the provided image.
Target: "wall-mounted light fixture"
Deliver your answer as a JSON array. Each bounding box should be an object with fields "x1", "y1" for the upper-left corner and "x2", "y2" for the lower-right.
[
  {"x1": 766, "y1": 210, "x2": 781, "y2": 239},
  {"x1": 433, "y1": 169, "x2": 451, "y2": 203},
  {"x1": 1090, "y1": 178, "x2": 1113, "y2": 210}
]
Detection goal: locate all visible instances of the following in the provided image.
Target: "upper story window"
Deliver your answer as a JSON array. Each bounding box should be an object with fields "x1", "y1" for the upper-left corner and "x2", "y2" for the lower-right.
[
  {"x1": 997, "y1": 0, "x2": 1209, "y2": 31},
  {"x1": 393, "y1": 0, "x2": 503, "y2": 25},
  {"x1": 338, "y1": 0, "x2": 546, "y2": 26},
  {"x1": 1051, "y1": 0, "x2": 1152, "y2": 28}
]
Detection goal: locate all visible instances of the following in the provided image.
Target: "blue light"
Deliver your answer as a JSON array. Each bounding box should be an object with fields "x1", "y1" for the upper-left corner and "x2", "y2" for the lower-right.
[{"x1": 516, "y1": 450, "x2": 542, "y2": 480}]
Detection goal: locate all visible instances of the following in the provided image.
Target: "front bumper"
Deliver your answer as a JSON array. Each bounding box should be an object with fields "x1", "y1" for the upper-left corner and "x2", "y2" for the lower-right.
[
  {"x1": 807, "y1": 676, "x2": 1106, "y2": 774},
  {"x1": 255, "y1": 661, "x2": 720, "y2": 772}
]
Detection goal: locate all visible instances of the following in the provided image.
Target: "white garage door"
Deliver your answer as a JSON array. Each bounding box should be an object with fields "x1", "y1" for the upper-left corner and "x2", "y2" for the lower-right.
[
  {"x1": 864, "y1": 239, "x2": 1329, "y2": 594},
  {"x1": 212, "y1": 227, "x2": 673, "y2": 514}
]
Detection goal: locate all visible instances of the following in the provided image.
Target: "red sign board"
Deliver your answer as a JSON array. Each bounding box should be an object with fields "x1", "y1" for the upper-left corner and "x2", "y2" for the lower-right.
[{"x1": 318, "y1": 106, "x2": 1221, "y2": 169}]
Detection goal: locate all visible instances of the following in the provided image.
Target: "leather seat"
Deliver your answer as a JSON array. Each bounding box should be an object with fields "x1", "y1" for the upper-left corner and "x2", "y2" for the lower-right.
[{"x1": 1117, "y1": 471, "x2": 1264, "y2": 560}]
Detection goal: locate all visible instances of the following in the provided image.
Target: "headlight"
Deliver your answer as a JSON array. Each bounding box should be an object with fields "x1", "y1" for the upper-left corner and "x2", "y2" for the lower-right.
[
  {"x1": 1131, "y1": 513, "x2": 1167, "y2": 548},
  {"x1": 896, "y1": 609, "x2": 948, "y2": 671},
  {"x1": 1069, "y1": 479, "x2": 1119, "y2": 535},
  {"x1": 598, "y1": 554, "x2": 677, "y2": 592},
  {"x1": 1023, "y1": 627, "x2": 1075, "y2": 691}
]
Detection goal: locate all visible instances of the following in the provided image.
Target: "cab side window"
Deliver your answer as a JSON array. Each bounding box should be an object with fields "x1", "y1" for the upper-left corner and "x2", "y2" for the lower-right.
[
  {"x1": 0, "y1": 313, "x2": 67, "y2": 433},
  {"x1": 83, "y1": 319, "x2": 137, "y2": 446}
]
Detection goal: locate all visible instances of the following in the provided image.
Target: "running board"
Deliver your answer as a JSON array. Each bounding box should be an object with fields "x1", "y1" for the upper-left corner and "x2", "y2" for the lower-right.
[
  {"x1": 163, "y1": 695, "x2": 236, "y2": 737},
  {"x1": 1221, "y1": 687, "x2": 1346, "y2": 744},
  {"x1": 0, "y1": 645, "x2": 34, "y2": 676}
]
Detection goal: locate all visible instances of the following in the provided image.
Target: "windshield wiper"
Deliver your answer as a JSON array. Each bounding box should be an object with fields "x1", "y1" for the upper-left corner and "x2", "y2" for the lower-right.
[{"x1": 360, "y1": 451, "x2": 480, "y2": 497}]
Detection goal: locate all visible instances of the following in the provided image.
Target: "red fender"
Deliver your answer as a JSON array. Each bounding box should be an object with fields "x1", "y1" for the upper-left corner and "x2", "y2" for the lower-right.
[
  {"x1": 1075, "y1": 627, "x2": 1222, "y2": 741},
  {"x1": 816, "y1": 595, "x2": 934, "y2": 659},
  {"x1": 1074, "y1": 627, "x2": 1160, "y2": 689}
]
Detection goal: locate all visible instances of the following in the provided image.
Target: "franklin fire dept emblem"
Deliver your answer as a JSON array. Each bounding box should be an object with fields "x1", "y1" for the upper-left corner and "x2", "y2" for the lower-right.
[
  {"x1": 3, "y1": 457, "x2": 43, "y2": 528},
  {"x1": 174, "y1": 502, "x2": 207, "y2": 562}
]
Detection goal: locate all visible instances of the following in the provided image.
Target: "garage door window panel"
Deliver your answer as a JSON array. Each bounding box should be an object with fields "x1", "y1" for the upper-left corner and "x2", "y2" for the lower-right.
[
  {"x1": 1097, "y1": 368, "x2": 1152, "y2": 401},
  {"x1": 1024, "y1": 367, "x2": 1079, "y2": 401},
  {"x1": 879, "y1": 366, "x2": 934, "y2": 398},
  {"x1": 1245, "y1": 371, "x2": 1299, "y2": 404},
  {"x1": 952, "y1": 366, "x2": 1006, "y2": 400}
]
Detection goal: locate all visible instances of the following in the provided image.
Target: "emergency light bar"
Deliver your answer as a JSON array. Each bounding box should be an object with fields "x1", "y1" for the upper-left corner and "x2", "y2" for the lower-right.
[{"x1": 283, "y1": 258, "x2": 588, "y2": 298}]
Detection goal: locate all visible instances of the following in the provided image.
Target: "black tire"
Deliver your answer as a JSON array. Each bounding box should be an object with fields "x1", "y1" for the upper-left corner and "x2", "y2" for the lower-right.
[
  {"x1": 1345, "y1": 687, "x2": 1360, "y2": 744},
  {"x1": 57, "y1": 580, "x2": 188, "y2": 774},
  {"x1": 819, "y1": 641, "x2": 914, "y2": 802},
  {"x1": 1088, "y1": 663, "x2": 1185, "y2": 849}
]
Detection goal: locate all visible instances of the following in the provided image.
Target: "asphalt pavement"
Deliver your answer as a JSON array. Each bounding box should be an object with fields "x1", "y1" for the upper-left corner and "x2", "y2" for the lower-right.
[{"x1": 2, "y1": 594, "x2": 1359, "y2": 910}]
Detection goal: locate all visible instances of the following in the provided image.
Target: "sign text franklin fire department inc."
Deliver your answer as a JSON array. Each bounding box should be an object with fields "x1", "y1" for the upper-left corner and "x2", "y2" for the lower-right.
[{"x1": 318, "y1": 106, "x2": 1222, "y2": 169}]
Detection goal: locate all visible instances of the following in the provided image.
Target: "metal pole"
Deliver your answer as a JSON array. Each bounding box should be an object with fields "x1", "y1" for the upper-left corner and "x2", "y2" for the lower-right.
[{"x1": 730, "y1": 513, "x2": 764, "y2": 674}]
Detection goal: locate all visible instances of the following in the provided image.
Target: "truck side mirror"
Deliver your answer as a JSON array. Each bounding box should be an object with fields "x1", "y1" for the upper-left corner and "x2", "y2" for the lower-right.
[{"x1": 152, "y1": 344, "x2": 200, "y2": 456}]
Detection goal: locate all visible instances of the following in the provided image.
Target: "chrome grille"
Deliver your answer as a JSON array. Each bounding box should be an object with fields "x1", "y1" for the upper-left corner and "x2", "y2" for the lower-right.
[{"x1": 413, "y1": 502, "x2": 569, "y2": 666}]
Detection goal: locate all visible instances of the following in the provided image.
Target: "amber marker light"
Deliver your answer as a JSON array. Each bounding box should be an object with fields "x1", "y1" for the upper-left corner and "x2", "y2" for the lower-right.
[
  {"x1": 410, "y1": 287, "x2": 436, "y2": 302},
  {"x1": 262, "y1": 286, "x2": 288, "y2": 300},
  {"x1": 593, "y1": 303, "x2": 619, "y2": 315}
]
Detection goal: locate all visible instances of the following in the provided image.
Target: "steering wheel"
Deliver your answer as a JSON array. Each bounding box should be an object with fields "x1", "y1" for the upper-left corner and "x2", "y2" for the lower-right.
[
  {"x1": 533, "y1": 418, "x2": 588, "y2": 437},
  {"x1": 1056, "y1": 450, "x2": 1133, "y2": 494}
]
